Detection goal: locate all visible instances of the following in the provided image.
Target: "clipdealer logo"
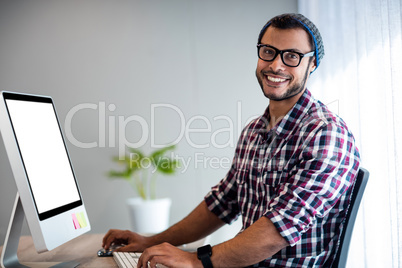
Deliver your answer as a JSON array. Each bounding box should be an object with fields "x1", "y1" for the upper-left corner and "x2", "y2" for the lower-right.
[{"x1": 64, "y1": 102, "x2": 259, "y2": 172}]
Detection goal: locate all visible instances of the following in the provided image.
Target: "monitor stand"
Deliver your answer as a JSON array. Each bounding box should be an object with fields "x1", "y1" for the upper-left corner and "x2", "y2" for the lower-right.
[{"x1": 1, "y1": 193, "x2": 80, "y2": 268}]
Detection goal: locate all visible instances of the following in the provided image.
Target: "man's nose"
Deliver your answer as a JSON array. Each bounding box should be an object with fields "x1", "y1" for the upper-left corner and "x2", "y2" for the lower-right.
[{"x1": 269, "y1": 54, "x2": 286, "y2": 72}]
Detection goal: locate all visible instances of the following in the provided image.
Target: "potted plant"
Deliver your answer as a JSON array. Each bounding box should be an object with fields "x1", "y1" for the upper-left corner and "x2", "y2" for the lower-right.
[{"x1": 108, "y1": 145, "x2": 179, "y2": 233}]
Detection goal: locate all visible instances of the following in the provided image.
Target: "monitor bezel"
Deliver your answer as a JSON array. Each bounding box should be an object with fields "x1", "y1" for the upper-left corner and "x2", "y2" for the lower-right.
[{"x1": 2, "y1": 91, "x2": 83, "y2": 221}]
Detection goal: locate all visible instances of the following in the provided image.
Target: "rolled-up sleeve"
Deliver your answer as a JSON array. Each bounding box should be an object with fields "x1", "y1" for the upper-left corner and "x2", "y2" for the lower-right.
[{"x1": 204, "y1": 163, "x2": 241, "y2": 224}]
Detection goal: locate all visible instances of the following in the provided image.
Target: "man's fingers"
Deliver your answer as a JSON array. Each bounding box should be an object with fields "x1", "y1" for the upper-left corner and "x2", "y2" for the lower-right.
[
  {"x1": 149, "y1": 256, "x2": 165, "y2": 268},
  {"x1": 102, "y1": 229, "x2": 127, "y2": 249},
  {"x1": 137, "y1": 243, "x2": 177, "y2": 268},
  {"x1": 102, "y1": 230, "x2": 116, "y2": 249}
]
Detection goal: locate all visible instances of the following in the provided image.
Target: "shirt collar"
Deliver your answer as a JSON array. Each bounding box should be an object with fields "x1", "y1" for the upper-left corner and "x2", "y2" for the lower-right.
[{"x1": 255, "y1": 89, "x2": 315, "y2": 139}]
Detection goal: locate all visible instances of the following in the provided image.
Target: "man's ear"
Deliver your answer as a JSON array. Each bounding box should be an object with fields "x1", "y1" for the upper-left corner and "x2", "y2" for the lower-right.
[{"x1": 309, "y1": 58, "x2": 317, "y2": 73}]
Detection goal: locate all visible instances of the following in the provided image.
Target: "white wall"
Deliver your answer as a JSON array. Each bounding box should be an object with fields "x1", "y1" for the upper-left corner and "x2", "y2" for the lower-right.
[{"x1": 0, "y1": 0, "x2": 297, "y2": 245}]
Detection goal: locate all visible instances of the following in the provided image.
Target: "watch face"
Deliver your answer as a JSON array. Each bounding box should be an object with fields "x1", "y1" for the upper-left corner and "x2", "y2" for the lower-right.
[{"x1": 197, "y1": 244, "x2": 212, "y2": 258}]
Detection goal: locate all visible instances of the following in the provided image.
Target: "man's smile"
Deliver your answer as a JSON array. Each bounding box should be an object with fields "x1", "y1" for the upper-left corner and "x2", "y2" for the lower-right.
[
  {"x1": 263, "y1": 73, "x2": 291, "y2": 88},
  {"x1": 267, "y1": 75, "x2": 287, "y2": 83}
]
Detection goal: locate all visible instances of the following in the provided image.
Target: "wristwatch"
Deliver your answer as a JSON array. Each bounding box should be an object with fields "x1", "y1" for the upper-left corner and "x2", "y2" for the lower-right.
[{"x1": 197, "y1": 244, "x2": 213, "y2": 268}]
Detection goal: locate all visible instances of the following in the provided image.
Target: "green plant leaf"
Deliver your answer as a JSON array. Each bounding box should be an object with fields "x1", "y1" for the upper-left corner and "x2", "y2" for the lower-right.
[
  {"x1": 150, "y1": 145, "x2": 176, "y2": 161},
  {"x1": 155, "y1": 158, "x2": 179, "y2": 174},
  {"x1": 107, "y1": 145, "x2": 179, "y2": 200},
  {"x1": 125, "y1": 149, "x2": 145, "y2": 171},
  {"x1": 150, "y1": 145, "x2": 177, "y2": 173},
  {"x1": 108, "y1": 169, "x2": 132, "y2": 180}
]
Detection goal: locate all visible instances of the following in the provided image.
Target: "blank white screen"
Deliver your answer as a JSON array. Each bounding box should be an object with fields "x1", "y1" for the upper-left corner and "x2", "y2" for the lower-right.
[{"x1": 6, "y1": 99, "x2": 80, "y2": 215}]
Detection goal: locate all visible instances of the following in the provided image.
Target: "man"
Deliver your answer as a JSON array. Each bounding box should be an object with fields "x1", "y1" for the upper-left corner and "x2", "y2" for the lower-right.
[{"x1": 103, "y1": 13, "x2": 360, "y2": 267}]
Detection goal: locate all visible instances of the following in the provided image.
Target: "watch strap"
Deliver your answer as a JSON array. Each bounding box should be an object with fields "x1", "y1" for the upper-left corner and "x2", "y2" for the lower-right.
[{"x1": 197, "y1": 244, "x2": 213, "y2": 268}]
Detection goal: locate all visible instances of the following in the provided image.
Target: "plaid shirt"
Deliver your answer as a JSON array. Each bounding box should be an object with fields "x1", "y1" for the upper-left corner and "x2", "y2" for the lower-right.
[{"x1": 205, "y1": 89, "x2": 360, "y2": 267}]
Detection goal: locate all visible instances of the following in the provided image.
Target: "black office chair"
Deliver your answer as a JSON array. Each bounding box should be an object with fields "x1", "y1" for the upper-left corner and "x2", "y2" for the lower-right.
[{"x1": 331, "y1": 168, "x2": 369, "y2": 268}]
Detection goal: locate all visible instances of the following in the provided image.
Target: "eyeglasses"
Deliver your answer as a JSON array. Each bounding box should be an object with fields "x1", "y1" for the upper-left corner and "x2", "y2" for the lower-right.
[{"x1": 257, "y1": 44, "x2": 315, "y2": 67}]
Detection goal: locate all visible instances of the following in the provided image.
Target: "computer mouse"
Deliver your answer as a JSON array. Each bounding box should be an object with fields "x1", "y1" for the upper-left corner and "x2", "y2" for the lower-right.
[{"x1": 97, "y1": 244, "x2": 122, "y2": 257}]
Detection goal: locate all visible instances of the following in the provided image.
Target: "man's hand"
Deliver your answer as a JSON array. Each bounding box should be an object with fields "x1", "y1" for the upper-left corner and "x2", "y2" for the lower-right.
[
  {"x1": 137, "y1": 242, "x2": 201, "y2": 268},
  {"x1": 102, "y1": 229, "x2": 150, "y2": 252}
]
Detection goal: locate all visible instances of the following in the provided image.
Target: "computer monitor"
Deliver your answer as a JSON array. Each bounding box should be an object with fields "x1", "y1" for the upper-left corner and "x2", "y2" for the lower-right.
[{"x1": 0, "y1": 91, "x2": 91, "y2": 267}]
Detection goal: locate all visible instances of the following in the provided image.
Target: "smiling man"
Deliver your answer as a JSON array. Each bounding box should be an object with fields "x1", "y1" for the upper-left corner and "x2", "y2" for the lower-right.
[
  {"x1": 103, "y1": 14, "x2": 360, "y2": 267},
  {"x1": 256, "y1": 27, "x2": 315, "y2": 101}
]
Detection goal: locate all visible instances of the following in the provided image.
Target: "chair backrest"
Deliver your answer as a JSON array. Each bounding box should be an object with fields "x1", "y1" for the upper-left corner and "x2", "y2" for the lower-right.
[{"x1": 332, "y1": 167, "x2": 369, "y2": 268}]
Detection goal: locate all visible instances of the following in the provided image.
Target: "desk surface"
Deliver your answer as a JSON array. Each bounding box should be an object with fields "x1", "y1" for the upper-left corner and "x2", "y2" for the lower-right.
[{"x1": 0, "y1": 234, "x2": 117, "y2": 267}]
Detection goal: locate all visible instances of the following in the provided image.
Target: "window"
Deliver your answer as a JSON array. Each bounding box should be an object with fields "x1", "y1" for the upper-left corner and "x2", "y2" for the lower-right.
[{"x1": 299, "y1": 0, "x2": 402, "y2": 267}]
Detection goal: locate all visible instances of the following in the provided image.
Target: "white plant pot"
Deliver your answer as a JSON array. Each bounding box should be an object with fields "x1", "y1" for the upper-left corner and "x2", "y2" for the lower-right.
[{"x1": 126, "y1": 197, "x2": 172, "y2": 234}]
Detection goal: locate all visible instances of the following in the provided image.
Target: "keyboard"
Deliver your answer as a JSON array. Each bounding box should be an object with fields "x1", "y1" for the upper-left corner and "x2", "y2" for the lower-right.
[{"x1": 113, "y1": 252, "x2": 141, "y2": 268}]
